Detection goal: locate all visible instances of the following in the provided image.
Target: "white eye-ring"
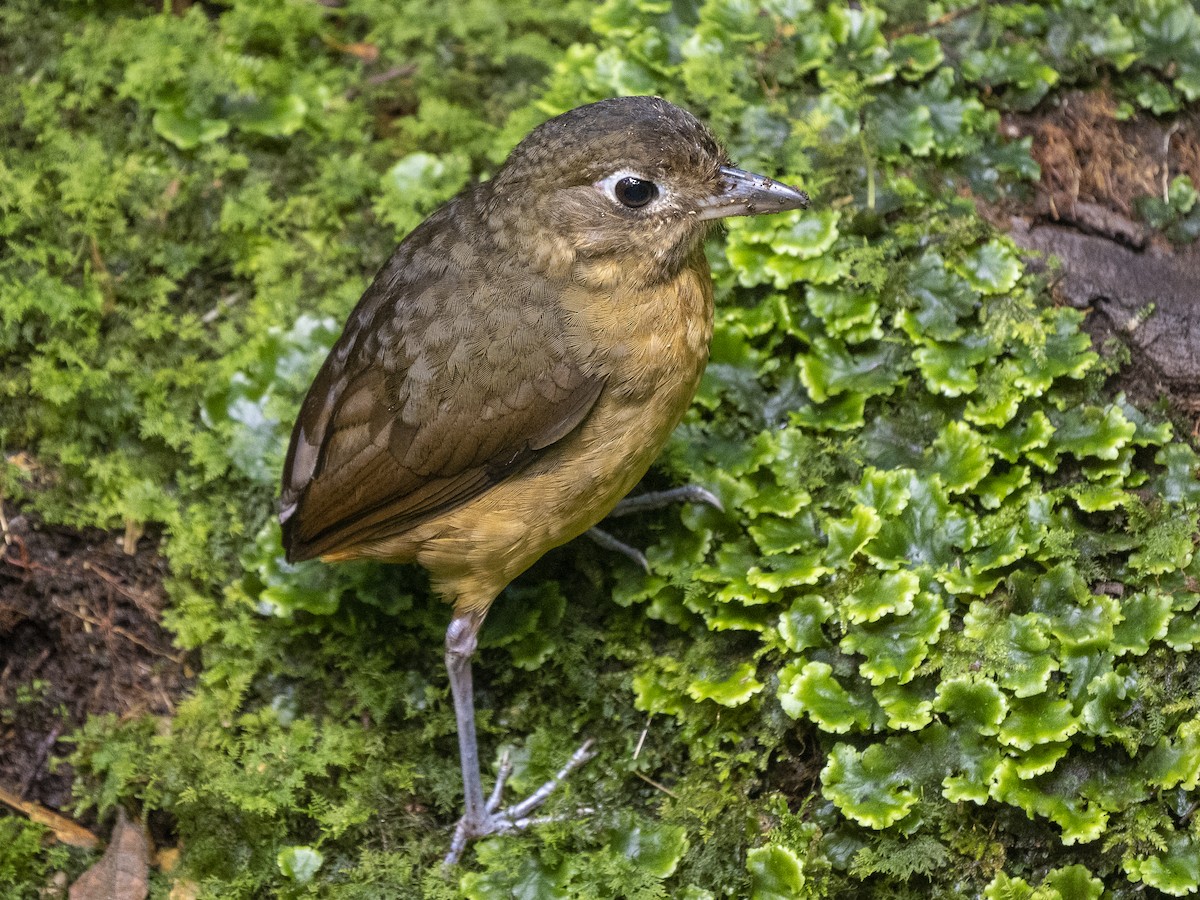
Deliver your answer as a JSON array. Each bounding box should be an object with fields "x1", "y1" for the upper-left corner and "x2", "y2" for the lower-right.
[{"x1": 597, "y1": 170, "x2": 662, "y2": 209}]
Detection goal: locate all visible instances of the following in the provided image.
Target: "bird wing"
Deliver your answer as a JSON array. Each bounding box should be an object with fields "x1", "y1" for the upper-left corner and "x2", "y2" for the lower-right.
[{"x1": 279, "y1": 220, "x2": 604, "y2": 562}]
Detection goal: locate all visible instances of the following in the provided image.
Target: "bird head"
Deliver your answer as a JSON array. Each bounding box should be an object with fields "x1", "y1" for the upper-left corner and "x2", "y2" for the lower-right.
[{"x1": 483, "y1": 96, "x2": 809, "y2": 282}]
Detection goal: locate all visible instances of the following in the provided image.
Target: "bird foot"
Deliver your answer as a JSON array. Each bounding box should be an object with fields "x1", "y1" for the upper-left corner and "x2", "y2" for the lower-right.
[
  {"x1": 587, "y1": 484, "x2": 723, "y2": 570},
  {"x1": 587, "y1": 526, "x2": 650, "y2": 571},
  {"x1": 607, "y1": 484, "x2": 724, "y2": 517},
  {"x1": 443, "y1": 739, "x2": 598, "y2": 866}
]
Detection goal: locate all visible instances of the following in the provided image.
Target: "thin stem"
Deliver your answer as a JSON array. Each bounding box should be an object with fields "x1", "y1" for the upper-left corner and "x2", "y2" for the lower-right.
[{"x1": 859, "y1": 130, "x2": 876, "y2": 211}]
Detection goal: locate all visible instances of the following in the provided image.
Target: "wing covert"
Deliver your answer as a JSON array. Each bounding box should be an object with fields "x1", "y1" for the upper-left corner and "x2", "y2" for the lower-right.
[{"x1": 279, "y1": 216, "x2": 603, "y2": 562}]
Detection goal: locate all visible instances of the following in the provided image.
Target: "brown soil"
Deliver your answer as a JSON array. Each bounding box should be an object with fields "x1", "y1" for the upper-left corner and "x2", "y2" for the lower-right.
[
  {"x1": 990, "y1": 88, "x2": 1200, "y2": 432},
  {"x1": 0, "y1": 506, "x2": 191, "y2": 816},
  {"x1": 1003, "y1": 88, "x2": 1200, "y2": 242}
]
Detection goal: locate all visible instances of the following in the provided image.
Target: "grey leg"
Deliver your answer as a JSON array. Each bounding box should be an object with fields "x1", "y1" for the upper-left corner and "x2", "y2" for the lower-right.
[
  {"x1": 442, "y1": 612, "x2": 599, "y2": 866},
  {"x1": 606, "y1": 485, "x2": 723, "y2": 517},
  {"x1": 586, "y1": 526, "x2": 650, "y2": 572},
  {"x1": 445, "y1": 612, "x2": 487, "y2": 848},
  {"x1": 586, "y1": 484, "x2": 723, "y2": 567}
]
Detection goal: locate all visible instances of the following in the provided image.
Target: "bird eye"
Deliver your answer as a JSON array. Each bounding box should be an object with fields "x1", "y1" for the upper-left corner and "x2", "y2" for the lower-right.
[{"x1": 613, "y1": 176, "x2": 658, "y2": 208}]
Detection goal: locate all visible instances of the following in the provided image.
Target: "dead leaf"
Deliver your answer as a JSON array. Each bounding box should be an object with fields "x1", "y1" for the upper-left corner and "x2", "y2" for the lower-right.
[
  {"x1": 156, "y1": 846, "x2": 180, "y2": 873},
  {"x1": 320, "y1": 33, "x2": 380, "y2": 61},
  {"x1": 167, "y1": 880, "x2": 200, "y2": 900},
  {"x1": 5, "y1": 451, "x2": 38, "y2": 473},
  {"x1": 0, "y1": 785, "x2": 99, "y2": 850},
  {"x1": 69, "y1": 808, "x2": 150, "y2": 900}
]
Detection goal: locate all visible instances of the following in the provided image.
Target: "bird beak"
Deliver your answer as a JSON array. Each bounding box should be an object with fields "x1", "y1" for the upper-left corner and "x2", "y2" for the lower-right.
[{"x1": 694, "y1": 165, "x2": 810, "y2": 221}]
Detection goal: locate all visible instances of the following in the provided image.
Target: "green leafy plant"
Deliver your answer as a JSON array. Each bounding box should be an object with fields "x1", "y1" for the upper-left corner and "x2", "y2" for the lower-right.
[
  {"x1": 1136, "y1": 175, "x2": 1200, "y2": 243},
  {"x1": 0, "y1": 819, "x2": 74, "y2": 900}
]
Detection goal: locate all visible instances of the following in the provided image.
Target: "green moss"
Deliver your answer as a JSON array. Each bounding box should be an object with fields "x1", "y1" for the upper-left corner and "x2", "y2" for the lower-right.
[{"x1": 0, "y1": 819, "x2": 77, "y2": 899}]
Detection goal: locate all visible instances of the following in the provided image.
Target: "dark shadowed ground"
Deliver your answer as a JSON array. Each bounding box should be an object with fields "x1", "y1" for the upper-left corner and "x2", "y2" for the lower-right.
[{"x1": 0, "y1": 511, "x2": 190, "y2": 817}]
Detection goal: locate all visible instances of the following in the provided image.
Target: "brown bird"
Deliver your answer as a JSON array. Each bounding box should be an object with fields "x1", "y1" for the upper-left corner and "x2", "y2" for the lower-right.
[{"x1": 279, "y1": 96, "x2": 809, "y2": 863}]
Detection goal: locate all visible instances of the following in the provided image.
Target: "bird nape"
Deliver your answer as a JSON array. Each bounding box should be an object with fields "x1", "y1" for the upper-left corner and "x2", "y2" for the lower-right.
[{"x1": 279, "y1": 95, "x2": 809, "y2": 865}]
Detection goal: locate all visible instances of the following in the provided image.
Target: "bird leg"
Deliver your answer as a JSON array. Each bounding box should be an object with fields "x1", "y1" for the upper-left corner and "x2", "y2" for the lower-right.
[
  {"x1": 443, "y1": 612, "x2": 597, "y2": 866},
  {"x1": 606, "y1": 484, "x2": 724, "y2": 518},
  {"x1": 586, "y1": 484, "x2": 723, "y2": 568},
  {"x1": 445, "y1": 612, "x2": 488, "y2": 839},
  {"x1": 585, "y1": 526, "x2": 651, "y2": 572}
]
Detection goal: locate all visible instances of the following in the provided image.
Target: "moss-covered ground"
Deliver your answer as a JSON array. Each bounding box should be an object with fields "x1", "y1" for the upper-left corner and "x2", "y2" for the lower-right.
[{"x1": 3, "y1": 1, "x2": 1200, "y2": 897}]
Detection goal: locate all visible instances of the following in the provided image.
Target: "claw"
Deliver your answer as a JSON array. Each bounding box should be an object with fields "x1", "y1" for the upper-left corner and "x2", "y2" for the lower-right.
[
  {"x1": 485, "y1": 750, "x2": 514, "y2": 814},
  {"x1": 587, "y1": 485, "x2": 722, "y2": 568},
  {"x1": 503, "y1": 739, "x2": 596, "y2": 821},
  {"x1": 587, "y1": 527, "x2": 650, "y2": 571},
  {"x1": 444, "y1": 739, "x2": 597, "y2": 866}
]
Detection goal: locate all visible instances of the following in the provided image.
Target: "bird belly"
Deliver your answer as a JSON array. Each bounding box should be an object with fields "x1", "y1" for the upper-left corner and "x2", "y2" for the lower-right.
[{"x1": 360, "y1": 267, "x2": 713, "y2": 615}]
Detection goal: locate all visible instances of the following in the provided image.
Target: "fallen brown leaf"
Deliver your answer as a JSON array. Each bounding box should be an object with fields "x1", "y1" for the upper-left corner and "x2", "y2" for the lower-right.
[
  {"x1": 156, "y1": 846, "x2": 181, "y2": 873},
  {"x1": 68, "y1": 808, "x2": 150, "y2": 900},
  {"x1": 0, "y1": 785, "x2": 99, "y2": 850},
  {"x1": 168, "y1": 880, "x2": 200, "y2": 900},
  {"x1": 320, "y1": 33, "x2": 380, "y2": 61}
]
